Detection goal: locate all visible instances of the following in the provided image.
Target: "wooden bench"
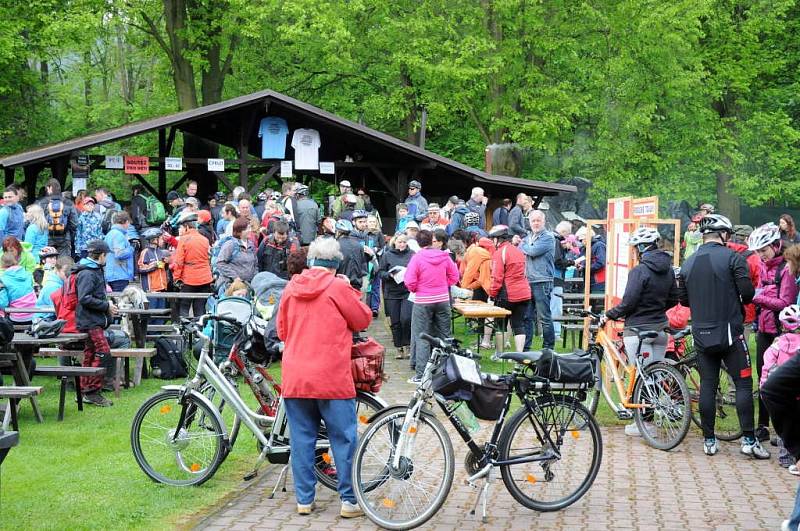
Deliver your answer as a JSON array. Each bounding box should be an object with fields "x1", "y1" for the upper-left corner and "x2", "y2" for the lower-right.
[
  {"x1": 32, "y1": 366, "x2": 106, "y2": 420},
  {"x1": 0, "y1": 386, "x2": 43, "y2": 431},
  {"x1": 38, "y1": 348, "x2": 156, "y2": 397}
]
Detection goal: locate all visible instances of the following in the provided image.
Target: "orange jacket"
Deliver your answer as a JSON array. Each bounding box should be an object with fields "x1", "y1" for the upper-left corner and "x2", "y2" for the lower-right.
[
  {"x1": 461, "y1": 241, "x2": 493, "y2": 293},
  {"x1": 171, "y1": 229, "x2": 213, "y2": 286}
]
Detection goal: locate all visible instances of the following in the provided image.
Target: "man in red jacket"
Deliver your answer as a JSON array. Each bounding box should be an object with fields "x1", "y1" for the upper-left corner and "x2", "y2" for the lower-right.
[{"x1": 277, "y1": 237, "x2": 371, "y2": 518}]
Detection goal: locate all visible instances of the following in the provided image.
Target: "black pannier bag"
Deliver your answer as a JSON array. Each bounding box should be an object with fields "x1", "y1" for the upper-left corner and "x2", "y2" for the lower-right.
[
  {"x1": 467, "y1": 374, "x2": 509, "y2": 421},
  {"x1": 535, "y1": 349, "x2": 595, "y2": 384},
  {"x1": 431, "y1": 353, "x2": 482, "y2": 401}
]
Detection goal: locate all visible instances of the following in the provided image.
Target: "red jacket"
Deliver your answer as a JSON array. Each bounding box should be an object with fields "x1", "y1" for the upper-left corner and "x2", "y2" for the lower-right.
[
  {"x1": 490, "y1": 242, "x2": 531, "y2": 303},
  {"x1": 51, "y1": 283, "x2": 78, "y2": 334},
  {"x1": 277, "y1": 268, "x2": 372, "y2": 399},
  {"x1": 726, "y1": 242, "x2": 760, "y2": 324}
]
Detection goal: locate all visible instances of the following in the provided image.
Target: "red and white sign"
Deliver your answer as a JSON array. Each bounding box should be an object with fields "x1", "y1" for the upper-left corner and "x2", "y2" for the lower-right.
[
  {"x1": 124, "y1": 156, "x2": 150, "y2": 175},
  {"x1": 606, "y1": 197, "x2": 633, "y2": 310}
]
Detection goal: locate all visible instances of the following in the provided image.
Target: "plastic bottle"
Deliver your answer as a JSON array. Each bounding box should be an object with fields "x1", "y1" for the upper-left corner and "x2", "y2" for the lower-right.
[{"x1": 451, "y1": 401, "x2": 480, "y2": 435}]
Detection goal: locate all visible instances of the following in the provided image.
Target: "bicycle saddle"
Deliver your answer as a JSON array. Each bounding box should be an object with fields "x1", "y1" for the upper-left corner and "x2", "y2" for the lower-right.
[
  {"x1": 629, "y1": 327, "x2": 660, "y2": 340},
  {"x1": 497, "y1": 351, "x2": 545, "y2": 365}
]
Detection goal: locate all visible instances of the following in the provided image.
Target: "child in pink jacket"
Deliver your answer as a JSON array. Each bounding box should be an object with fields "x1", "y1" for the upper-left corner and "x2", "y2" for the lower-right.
[{"x1": 761, "y1": 304, "x2": 800, "y2": 468}]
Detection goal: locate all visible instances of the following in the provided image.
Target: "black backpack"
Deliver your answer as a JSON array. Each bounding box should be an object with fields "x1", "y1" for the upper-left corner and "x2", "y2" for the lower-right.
[{"x1": 152, "y1": 337, "x2": 188, "y2": 379}]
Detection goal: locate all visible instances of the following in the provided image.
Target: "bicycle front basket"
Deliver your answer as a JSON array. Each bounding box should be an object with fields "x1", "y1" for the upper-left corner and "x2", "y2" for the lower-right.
[
  {"x1": 431, "y1": 354, "x2": 480, "y2": 401},
  {"x1": 467, "y1": 374, "x2": 509, "y2": 421}
]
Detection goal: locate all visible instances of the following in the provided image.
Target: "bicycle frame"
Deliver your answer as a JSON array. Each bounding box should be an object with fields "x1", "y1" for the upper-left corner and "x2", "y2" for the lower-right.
[{"x1": 593, "y1": 326, "x2": 648, "y2": 413}]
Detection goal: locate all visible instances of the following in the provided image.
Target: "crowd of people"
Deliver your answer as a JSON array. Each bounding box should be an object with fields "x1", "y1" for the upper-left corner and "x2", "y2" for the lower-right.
[{"x1": 5, "y1": 176, "x2": 800, "y2": 524}]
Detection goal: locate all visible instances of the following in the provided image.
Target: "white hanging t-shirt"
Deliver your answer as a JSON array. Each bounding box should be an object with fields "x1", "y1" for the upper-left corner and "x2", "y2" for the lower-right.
[{"x1": 291, "y1": 128, "x2": 321, "y2": 170}]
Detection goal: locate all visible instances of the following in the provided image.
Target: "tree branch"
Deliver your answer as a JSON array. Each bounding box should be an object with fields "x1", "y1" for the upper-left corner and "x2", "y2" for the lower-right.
[
  {"x1": 133, "y1": 11, "x2": 173, "y2": 63},
  {"x1": 467, "y1": 104, "x2": 492, "y2": 145}
]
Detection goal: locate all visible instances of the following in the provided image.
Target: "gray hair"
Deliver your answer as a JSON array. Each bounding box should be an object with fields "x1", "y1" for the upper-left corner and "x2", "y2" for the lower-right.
[
  {"x1": 232, "y1": 186, "x2": 245, "y2": 200},
  {"x1": 555, "y1": 220, "x2": 572, "y2": 236},
  {"x1": 308, "y1": 237, "x2": 344, "y2": 262},
  {"x1": 447, "y1": 239, "x2": 466, "y2": 256},
  {"x1": 528, "y1": 209, "x2": 546, "y2": 221}
]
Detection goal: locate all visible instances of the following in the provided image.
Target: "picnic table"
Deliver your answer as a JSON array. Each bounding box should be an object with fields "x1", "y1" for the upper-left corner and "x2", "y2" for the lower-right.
[
  {"x1": 4, "y1": 333, "x2": 87, "y2": 423},
  {"x1": 5, "y1": 307, "x2": 55, "y2": 314},
  {"x1": 452, "y1": 300, "x2": 512, "y2": 357},
  {"x1": 116, "y1": 307, "x2": 171, "y2": 379},
  {"x1": 0, "y1": 427, "x2": 18, "y2": 466}
]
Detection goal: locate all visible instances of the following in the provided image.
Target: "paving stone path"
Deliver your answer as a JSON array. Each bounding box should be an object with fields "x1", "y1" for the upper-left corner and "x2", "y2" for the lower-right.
[{"x1": 192, "y1": 317, "x2": 798, "y2": 530}]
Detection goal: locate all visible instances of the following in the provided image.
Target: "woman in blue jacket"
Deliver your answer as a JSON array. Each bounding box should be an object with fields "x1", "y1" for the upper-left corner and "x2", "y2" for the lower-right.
[
  {"x1": 24, "y1": 204, "x2": 50, "y2": 261},
  {"x1": 103, "y1": 211, "x2": 135, "y2": 292}
]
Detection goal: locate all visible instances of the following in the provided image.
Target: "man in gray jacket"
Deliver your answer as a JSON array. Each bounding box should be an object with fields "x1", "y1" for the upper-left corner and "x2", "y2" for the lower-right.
[
  {"x1": 508, "y1": 193, "x2": 532, "y2": 237},
  {"x1": 519, "y1": 210, "x2": 556, "y2": 350},
  {"x1": 293, "y1": 184, "x2": 321, "y2": 245}
]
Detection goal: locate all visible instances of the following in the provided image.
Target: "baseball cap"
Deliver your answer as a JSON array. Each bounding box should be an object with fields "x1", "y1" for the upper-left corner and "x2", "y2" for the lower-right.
[
  {"x1": 166, "y1": 191, "x2": 180, "y2": 201},
  {"x1": 340, "y1": 180, "x2": 352, "y2": 188},
  {"x1": 86, "y1": 239, "x2": 110, "y2": 255},
  {"x1": 185, "y1": 197, "x2": 200, "y2": 207},
  {"x1": 82, "y1": 196, "x2": 96, "y2": 205},
  {"x1": 427, "y1": 203, "x2": 440, "y2": 212}
]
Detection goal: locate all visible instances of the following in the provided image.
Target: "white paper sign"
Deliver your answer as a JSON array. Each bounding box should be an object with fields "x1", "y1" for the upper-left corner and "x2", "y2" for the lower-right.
[
  {"x1": 164, "y1": 157, "x2": 183, "y2": 171},
  {"x1": 72, "y1": 178, "x2": 87, "y2": 195},
  {"x1": 319, "y1": 162, "x2": 335, "y2": 174},
  {"x1": 453, "y1": 355, "x2": 482, "y2": 385},
  {"x1": 207, "y1": 158, "x2": 225, "y2": 172},
  {"x1": 280, "y1": 160, "x2": 293, "y2": 178},
  {"x1": 105, "y1": 156, "x2": 124, "y2": 169}
]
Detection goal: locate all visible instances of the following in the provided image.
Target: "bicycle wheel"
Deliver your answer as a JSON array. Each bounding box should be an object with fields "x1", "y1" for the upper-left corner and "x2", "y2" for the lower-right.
[
  {"x1": 353, "y1": 406, "x2": 454, "y2": 530},
  {"x1": 131, "y1": 389, "x2": 226, "y2": 486},
  {"x1": 498, "y1": 395, "x2": 602, "y2": 511},
  {"x1": 314, "y1": 392, "x2": 386, "y2": 491},
  {"x1": 633, "y1": 362, "x2": 691, "y2": 451},
  {"x1": 684, "y1": 363, "x2": 742, "y2": 441}
]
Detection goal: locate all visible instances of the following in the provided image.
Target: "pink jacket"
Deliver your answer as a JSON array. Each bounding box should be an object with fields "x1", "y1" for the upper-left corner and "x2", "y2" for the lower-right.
[
  {"x1": 404, "y1": 248, "x2": 459, "y2": 304},
  {"x1": 760, "y1": 333, "x2": 800, "y2": 386},
  {"x1": 753, "y1": 256, "x2": 798, "y2": 335}
]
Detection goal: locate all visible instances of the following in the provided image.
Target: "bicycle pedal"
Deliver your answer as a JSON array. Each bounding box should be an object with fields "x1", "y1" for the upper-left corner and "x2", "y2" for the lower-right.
[{"x1": 617, "y1": 410, "x2": 633, "y2": 420}]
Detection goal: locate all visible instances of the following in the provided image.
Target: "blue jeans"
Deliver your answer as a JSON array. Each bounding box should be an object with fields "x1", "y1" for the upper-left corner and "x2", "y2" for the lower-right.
[
  {"x1": 108, "y1": 279, "x2": 129, "y2": 293},
  {"x1": 369, "y1": 276, "x2": 381, "y2": 312},
  {"x1": 551, "y1": 285, "x2": 563, "y2": 337},
  {"x1": 284, "y1": 398, "x2": 357, "y2": 505},
  {"x1": 524, "y1": 281, "x2": 555, "y2": 350},
  {"x1": 789, "y1": 483, "x2": 800, "y2": 530}
]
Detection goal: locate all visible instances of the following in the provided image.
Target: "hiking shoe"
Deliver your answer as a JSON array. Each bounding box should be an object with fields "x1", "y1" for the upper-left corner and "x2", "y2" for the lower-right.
[
  {"x1": 624, "y1": 423, "x2": 642, "y2": 437},
  {"x1": 741, "y1": 437, "x2": 770, "y2": 459},
  {"x1": 372, "y1": 310, "x2": 379, "y2": 318},
  {"x1": 755, "y1": 425, "x2": 770, "y2": 442},
  {"x1": 340, "y1": 500, "x2": 364, "y2": 518},
  {"x1": 703, "y1": 437, "x2": 719, "y2": 456},
  {"x1": 296, "y1": 502, "x2": 315, "y2": 515},
  {"x1": 771, "y1": 435, "x2": 780, "y2": 447},
  {"x1": 407, "y1": 376, "x2": 422, "y2": 385},
  {"x1": 83, "y1": 392, "x2": 113, "y2": 407}
]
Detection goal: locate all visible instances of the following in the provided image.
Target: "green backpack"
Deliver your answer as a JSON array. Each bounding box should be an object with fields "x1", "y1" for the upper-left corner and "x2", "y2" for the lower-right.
[{"x1": 144, "y1": 195, "x2": 166, "y2": 225}]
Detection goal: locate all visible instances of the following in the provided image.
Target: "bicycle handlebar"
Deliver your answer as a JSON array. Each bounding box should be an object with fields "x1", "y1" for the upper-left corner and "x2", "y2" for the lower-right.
[
  {"x1": 420, "y1": 333, "x2": 445, "y2": 349},
  {"x1": 565, "y1": 308, "x2": 601, "y2": 320}
]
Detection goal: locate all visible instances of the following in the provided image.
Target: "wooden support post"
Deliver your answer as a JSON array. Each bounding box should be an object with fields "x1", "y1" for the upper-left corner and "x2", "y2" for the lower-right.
[
  {"x1": 132, "y1": 173, "x2": 160, "y2": 198},
  {"x1": 158, "y1": 128, "x2": 167, "y2": 200},
  {"x1": 248, "y1": 164, "x2": 279, "y2": 196},
  {"x1": 165, "y1": 127, "x2": 176, "y2": 156},
  {"x1": 212, "y1": 171, "x2": 235, "y2": 193},
  {"x1": 4, "y1": 167, "x2": 15, "y2": 186},
  {"x1": 239, "y1": 112, "x2": 256, "y2": 188},
  {"x1": 369, "y1": 165, "x2": 402, "y2": 202}
]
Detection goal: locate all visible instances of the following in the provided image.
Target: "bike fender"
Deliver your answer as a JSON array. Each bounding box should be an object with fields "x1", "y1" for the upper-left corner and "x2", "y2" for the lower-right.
[
  {"x1": 160, "y1": 385, "x2": 229, "y2": 440},
  {"x1": 358, "y1": 390, "x2": 390, "y2": 410},
  {"x1": 366, "y1": 403, "x2": 438, "y2": 424}
]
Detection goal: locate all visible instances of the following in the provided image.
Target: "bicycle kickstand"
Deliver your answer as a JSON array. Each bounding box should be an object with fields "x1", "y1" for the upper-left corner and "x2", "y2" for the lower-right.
[
  {"x1": 468, "y1": 466, "x2": 495, "y2": 524},
  {"x1": 268, "y1": 462, "x2": 290, "y2": 499}
]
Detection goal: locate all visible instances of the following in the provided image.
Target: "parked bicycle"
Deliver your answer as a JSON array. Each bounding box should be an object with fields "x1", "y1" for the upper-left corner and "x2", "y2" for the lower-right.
[
  {"x1": 352, "y1": 333, "x2": 602, "y2": 530},
  {"x1": 131, "y1": 313, "x2": 386, "y2": 489},
  {"x1": 569, "y1": 309, "x2": 691, "y2": 451}
]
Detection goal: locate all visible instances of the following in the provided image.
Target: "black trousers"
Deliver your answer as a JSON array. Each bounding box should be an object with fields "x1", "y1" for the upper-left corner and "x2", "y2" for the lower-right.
[
  {"x1": 762, "y1": 354, "x2": 800, "y2": 460},
  {"x1": 756, "y1": 331, "x2": 777, "y2": 427},
  {"x1": 384, "y1": 298, "x2": 412, "y2": 348},
  {"x1": 180, "y1": 283, "x2": 211, "y2": 318},
  {"x1": 697, "y1": 337, "x2": 755, "y2": 439}
]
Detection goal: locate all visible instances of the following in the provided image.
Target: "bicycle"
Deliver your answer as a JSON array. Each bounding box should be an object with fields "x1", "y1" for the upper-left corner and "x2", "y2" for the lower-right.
[
  {"x1": 570, "y1": 309, "x2": 691, "y2": 451},
  {"x1": 131, "y1": 313, "x2": 387, "y2": 489},
  {"x1": 667, "y1": 327, "x2": 743, "y2": 441},
  {"x1": 352, "y1": 333, "x2": 602, "y2": 530}
]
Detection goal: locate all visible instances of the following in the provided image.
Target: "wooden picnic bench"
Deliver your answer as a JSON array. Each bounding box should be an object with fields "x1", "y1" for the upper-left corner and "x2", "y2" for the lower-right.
[
  {"x1": 38, "y1": 348, "x2": 156, "y2": 397},
  {"x1": 0, "y1": 386, "x2": 43, "y2": 431},
  {"x1": 32, "y1": 366, "x2": 106, "y2": 420}
]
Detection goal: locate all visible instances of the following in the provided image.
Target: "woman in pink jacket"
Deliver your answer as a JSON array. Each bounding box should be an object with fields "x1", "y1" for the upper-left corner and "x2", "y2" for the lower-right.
[
  {"x1": 404, "y1": 229, "x2": 459, "y2": 383},
  {"x1": 750, "y1": 223, "x2": 800, "y2": 442}
]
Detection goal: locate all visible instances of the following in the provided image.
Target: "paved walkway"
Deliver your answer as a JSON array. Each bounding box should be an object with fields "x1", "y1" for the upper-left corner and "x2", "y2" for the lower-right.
[{"x1": 193, "y1": 317, "x2": 798, "y2": 530}]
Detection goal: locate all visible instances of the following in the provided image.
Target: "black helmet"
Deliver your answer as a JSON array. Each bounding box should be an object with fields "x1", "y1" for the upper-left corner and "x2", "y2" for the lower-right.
[
  {"x1": 488, "y1": 224, "x2": 510, "y2": 239},
  {"x1": 86, "y1": 239, "x2": 110, "y2": 255},
  {"x1": 698, "y1": 214, "x2": 733, "y2": 234},
  {"x1": 142, "y1": 227, "x2": 162, "y2": 241},
  {"x1": 28, "y1": 319, "x2": 67, "y2": 339}
]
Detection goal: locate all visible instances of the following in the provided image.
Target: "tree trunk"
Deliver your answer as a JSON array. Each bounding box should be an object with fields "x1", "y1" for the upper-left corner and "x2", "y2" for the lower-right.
[
  {"x1": 164, "y1": 0, "x2": 198, "y2": 111},
  {"x1": 716, "y1": 168, "x2": 741, "y2": 223}
]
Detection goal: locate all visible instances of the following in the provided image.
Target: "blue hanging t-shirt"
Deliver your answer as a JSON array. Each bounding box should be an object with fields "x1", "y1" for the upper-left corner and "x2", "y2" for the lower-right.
[{"x1": 258, "y1": 117, "x2": 289, "y2": 159}]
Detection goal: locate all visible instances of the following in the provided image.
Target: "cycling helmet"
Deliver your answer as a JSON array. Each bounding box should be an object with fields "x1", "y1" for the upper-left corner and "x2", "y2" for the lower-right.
[
  {"x1": 270, "y1": 191, "x2": 282, "y2": 201},
  {"x1": 488, "y1": 224, "x2": 510, "y2": 239},
  {"x1": 699, "y1": 203, "x2": 715, "y2": 213},
  {"x1": 464, "y1": 212, "x2": 480, "y2": 226},
  {"x1": 321, "y1": 217, "x2": 336, "y2": 234},
  {"x1": 335, "y1": 219, "x2": 353, "y2": 234},
  {"x1": 141, "y1": 228, "x2": 162, "y2": 241},
  {"x1": 697, "y1": 214, "x2": 733, "y2": 234},
  {"x1": 747, "y1": 222, "x2": 781, "y2": 251},
  {"x1": 295, "y1": 184, "x2": 309, "y2": 196},
  {"x1": 39, "y1": 246, "x2": 59, "y2": 259},
  {"x1": 629, "y1": 227, "x2": 660, "y2": 247},
  {"x1": 779, "y1": 304, "x2": 800, "y2": 331},
  {"x1": 351, "y1": 209, "x2": 368, "y2": 220},
  {"x1": 408, "y1": 180, "x2": 422, "y2": 189},
  {"x1": 28, "y1": 318, "x2": 67, "y2": 339}
]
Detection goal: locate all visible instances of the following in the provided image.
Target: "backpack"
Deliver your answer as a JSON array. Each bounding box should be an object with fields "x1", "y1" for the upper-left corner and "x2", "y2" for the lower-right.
[
  {"x1": 143, "y1": 195, "x2": 166, "y2": 225},
  {"x1": 47, "y1": 198, "x2": 66, "y2": 235},
  {"x1": 210, "y1": 235, "x2": 239, "y2": 269},
  {"x1": 101, "y1": 205, "x2": 118, "y2": 233},
  {"x1": 151, "y1": 336, "x2": 188, "y2": 379}
]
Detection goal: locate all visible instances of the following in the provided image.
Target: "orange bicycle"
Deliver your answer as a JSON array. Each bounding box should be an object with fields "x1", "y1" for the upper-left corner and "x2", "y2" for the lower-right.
[{"x1": 568, "y1": 309, "x2": 691, "y2": 450}]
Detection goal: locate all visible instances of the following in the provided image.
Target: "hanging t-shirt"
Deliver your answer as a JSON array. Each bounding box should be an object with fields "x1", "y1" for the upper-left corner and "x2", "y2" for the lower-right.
[
  {"x1": 291, "y1": 128, "x2": 321, "y2": 170},
  {"x1": 258, "y1": 117, "x2": 289, "y2": 159}
]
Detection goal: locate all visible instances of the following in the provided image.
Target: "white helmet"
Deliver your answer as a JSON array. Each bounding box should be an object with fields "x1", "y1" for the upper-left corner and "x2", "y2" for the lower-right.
[
  {"x1": 747, "y1": 223, "x2": 781, "y2": 251},
  {"x1": 629, "y1": 227, "x2": 660, "y2": 247},
  {"x1": 779, "y1": 304, "x2": 800, "y2": 331},
  {"x1": 698, "y1": 214, "x2": 733, "y2": 234}
]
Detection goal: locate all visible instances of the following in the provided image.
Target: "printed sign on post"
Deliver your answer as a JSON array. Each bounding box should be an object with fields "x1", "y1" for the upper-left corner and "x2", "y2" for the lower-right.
[
  {"x1": 632, "y1": 196, "x2": 659, "y2": 219},
  {"x1": 207, "y1": 158, "x2": 225, "y2": 172},
  {"x1": 280, "y1": 160, "x2": 293, "y2": 178},
  {"x1": 319, "y1": 162, "x2": 335, "y2": 174},
  {"x1": 105, "y1": 155, "x2": 124, "y2": 169},
  {"x1": 164, "y1": 157, "x2": 183, "y2": 171},
  {"x1": 124, "y1": 156, "x2": 150, "y2": 175}
]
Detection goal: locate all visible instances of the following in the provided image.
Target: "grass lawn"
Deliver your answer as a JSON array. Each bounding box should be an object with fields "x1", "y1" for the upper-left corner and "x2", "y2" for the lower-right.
[{"x1": 1, "y1": 360, "x2": 267, "y2": 530}]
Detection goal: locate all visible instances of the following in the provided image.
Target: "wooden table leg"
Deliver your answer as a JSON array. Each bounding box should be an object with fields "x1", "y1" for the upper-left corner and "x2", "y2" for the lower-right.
[
  {"x1": 57, "y1": 376, "x2": 67, "y2": 421},
  {"x1": 114, "y1": 358, "x2": 123, "y2": 398},
  {"x1": 12, "y1": 352, "x2": 43, "y2": 423}
]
